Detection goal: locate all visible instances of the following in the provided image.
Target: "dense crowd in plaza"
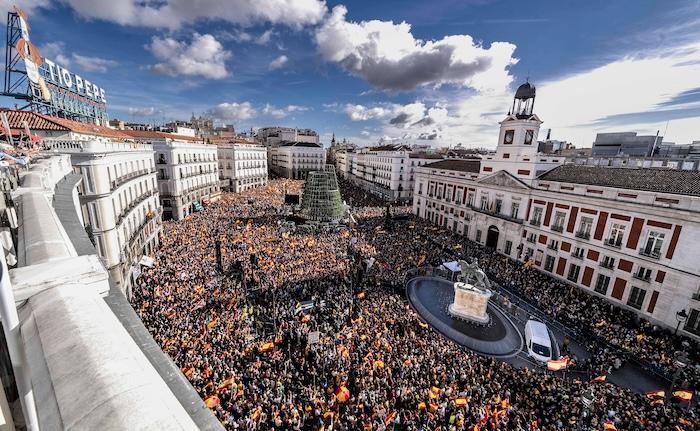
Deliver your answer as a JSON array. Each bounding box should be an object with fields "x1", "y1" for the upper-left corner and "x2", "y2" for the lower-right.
[{"x1": 132, "y1": 180, "x2": 697, "y2": 430}]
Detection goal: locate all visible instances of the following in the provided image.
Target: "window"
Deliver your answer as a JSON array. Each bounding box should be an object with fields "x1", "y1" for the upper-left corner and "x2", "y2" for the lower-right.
[
  {"x1": 480, "y1": 196, "x2": 489, "y2": 210},
  {"x1": 567, "y1": 264, "x2": 581, "y2": 282},
  {"x1": 524, "y1": 130, "x2": 534, "y2": 145},
  {"x1": 503, "y1": 129, "x2": 514, "y2": 144},
  {"x1": 572, "y1": 246, "x2": 585, "y2": 259},
  {"x1": 607, "y1": 223, "x2": 626, "y2": 247},
  {"x1": 594, "y1": 274, "x2": 610, "y2": 295},
  {"x1": 634, "y1": 266, "x2": 652, "y2": 282},
  {"x1": 504, "y1": 240, "x2": 513, "y2": 255},
  {"x1": 544, "y1": 255, "x2": 556, "y2": 272},
  {"x1": 641, "y1": 231, "x2": 665, "y2": 258},
  {"x1": 530, "y1": 207, "x2": 543, "y2": 225},
  {"x1": 600, "y1": 255, "x2": 615, "y2": 269},
  {"x1": 685, "y1": 309, "x2": 700, "y2": 336},
  {"x1": 627, "y1": 287, "x2": 646, "y2": 309},
  {"x1": 467, "y1": 193, "x2": 475, "y2": 207},
  {"x1": 510, "y1": 202, "x2": 520, "y2": 219},
  {"x1": 547, "y1": 239, "x2": 559, "y2": 250},
  {"x1": 476, "y1": 230, "x2": 482, "y2": 243},
  {"x1": 526, "y1": 232, "x2": 537, "y2": 243},
  {"x1": 494, "y1": 199, "x2": 503, "y2": 214},
  {"x1": 551, "y1": 212, "x2": 566, "y2": 232},
  {"x1": 576, "y1": 217, "x2": 593, "y2": 239}
]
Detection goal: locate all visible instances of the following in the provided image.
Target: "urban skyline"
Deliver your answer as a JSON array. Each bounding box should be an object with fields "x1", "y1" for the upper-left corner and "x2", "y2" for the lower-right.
[{"x1": 2, "y1": 0, "x2": 699, "y2": 148}]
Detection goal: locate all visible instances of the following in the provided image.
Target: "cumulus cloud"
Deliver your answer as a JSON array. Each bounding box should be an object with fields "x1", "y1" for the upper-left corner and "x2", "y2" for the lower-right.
[
  {"x1": 269, "y1": 55, "x2": 289, "y2": 70},
  {"x1": 343, "y1": 104, "x2": 394, "y2": 121},
  {"x1": 59, "y1": 0, "x2": 327, "y2": 29},
  {"x1": 147, "y1": 33, "x2": 231, "y2": 79},
  {"x1": 262, "y1": 103, "x2": 308, "y2": 118},
  {"x1": 315, "y1": 5, "x2": 517, "y2": 92},
  {"x1": 39, "y1": 42, "x2": 117, "y2": 72},
  {"x1": 208, "y1": 102, "x2": 257, "y2": 122},
  {"x1": 127, "y1": 106, "x2": 160, "y2": 116},
  {"x1": 71, "y1": 54, "x2": 117, "y2": 72}
]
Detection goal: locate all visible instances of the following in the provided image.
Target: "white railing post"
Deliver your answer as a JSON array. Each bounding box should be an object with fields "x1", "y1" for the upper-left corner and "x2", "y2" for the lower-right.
[{"x1": 0, "y1": 252, "x2": 40, "y2": 430}]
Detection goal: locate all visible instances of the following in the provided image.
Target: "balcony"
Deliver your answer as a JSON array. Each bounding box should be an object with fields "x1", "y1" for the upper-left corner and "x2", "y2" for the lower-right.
[
  {"x1": 571, "y1": 252, "x2": 585, "y2": 260},
  {"x1": 470, "y1": 205, "x2": 523, "y2": 224},
  {"x1": 529, "y1": 219, "x2": 541, "y2": 226},
  {"x1": 550, "y1": 224, "x2": 564, "y2": 233},
  {"x1": 639, "y1": 248, "x2": 661, "y2": 259},
  {"x1": 575, "y1": 231, "x2": 591, "y2": 240},
  {"x1": 110, "y1": 168, "x2": 155, "y2": 191},
  {"x1": 604, "y1": 238, "x2": 623, "y2": 248},
  {"x1": 116, "y1": 191, "x2": 156, "y2": 226},
  {"x1": 599, "y1": 260, "x2": 615, "y2": 269},
  {"x1": 526, "y1": 236, "x2": 536, "y2": 243},
  {"x1": 632, "y1": 273, "x2": 651, "y2": 282},
  {"x1": 547, "y1": 244, "x2": 558, "y2": 251}
]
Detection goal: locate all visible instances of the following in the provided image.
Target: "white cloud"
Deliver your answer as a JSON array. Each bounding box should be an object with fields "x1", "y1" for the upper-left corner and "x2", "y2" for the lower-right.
[
  {"x1": 315, "y1": 5, "x2": 517, "y2": 92},
  {"x1": 343, "y1": 104, "x2": 393, "y2": 121},
  {"x1": 39, "y1": 42, "x2": 117, "y2": 73},
  {"x1": 59, "y1": 0, "x2": 327, "y2": 29},
  {"x1": 256, "y1": 29, "x2": 274, "y2": 45},
  {"x1": 269, "y1": 55, "x2": 288, "y2": 70},
  {"x1": 262, "y1": 103, "x2": 308, "y2": 118},
  {"x1": 147, "y1": 33, "x2": 231, "y2": 79},
  {"x1": 71, "y1": 53, "x2": 117, "y2": 73},
  {"x1": 208, "y1": 102, "x2": 257, "y2": 122},
  {"x1": 127, "y1": 106, "x2": 159, "y2": 116}
]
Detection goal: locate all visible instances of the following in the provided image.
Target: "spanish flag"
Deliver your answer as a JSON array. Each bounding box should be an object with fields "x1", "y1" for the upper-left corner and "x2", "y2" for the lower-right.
[
  {"x1": 373, "y1": 360, "x2": 385, "y2": 369},
  {"x1": 673, "y1": 390, "x2": 693, "y2": 401},
  {"x1": 418, "y1": 255, "x2": 426, "y2": 266},
  {"x1": 335, "y1": 386, "x2": 351, "y2": 402},
  {"x1": 356, "y1": 292, "x2": 366, "y2": 300},
  {"x1": 301, "y1": 314, "x2": 311, "y2": 323},
  {"x1": 455, "y1": 398, "x2": 467, "y2": 407},
  {"x1": 204, "y1": 394, "x2": 220, "y2": 409},
  {"x1": 181, "y1": 366, "x2": 194, "y2": 378},
  {"x1": 323, "y1": 411, "x2": 334, "y2": 420},
  {"x1": 417, "y1": 401, "x2": 426, "y2": 410},
  {"x1": 251, "y1": 409, "x2": 261, "y2": 421},
  {"x1": 384, "y1": 411, "x2": 397, "y2": 426},
  {"x1": 419, "y1": 322, "x2": 429, "y2": 329},
  {"x1": 260, "y1": 341, "x2": 275, "y2": 353},
  {"x1": 603, "y1": 421, "x2": 616, "y2": 430},
  {"x1": 679, "y1": 417, "x2": 692, "y2": 426},
  {"x1": 546, "y1": 356, "x2": 569, "y2": 371},
  {"x1": 217, "y1": 377, "x2": 236, "y2": 393},
  {"x1": 429, "y1": 403, "x2": 439, "y2": 412},
  {"x1": 431, "y1": 386, "x2": 441, "y2": 395},
  {"x1": 207, "y1": 319, "x2": 218, "y2": 329},
  {"x1": 651, "y1": 399, "x2": 664, "y2": 406},
  {"x1": 591, "y1": 375, "x2": 607, "y2": 383},
  {"x1": 501, "y1": 399, "x2": 510, "y2": 409},
  {"x1": 645, "y1": 389, "x2": 665, "y2": 398}
]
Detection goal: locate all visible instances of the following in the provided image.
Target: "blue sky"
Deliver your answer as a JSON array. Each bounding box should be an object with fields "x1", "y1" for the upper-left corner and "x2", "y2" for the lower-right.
[{"x1": 2, "y1": 0, "x2": 700, "y2": 148}]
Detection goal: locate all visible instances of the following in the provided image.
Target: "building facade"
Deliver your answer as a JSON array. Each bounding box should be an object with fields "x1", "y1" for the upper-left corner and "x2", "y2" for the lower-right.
[
  {"x1": 124, "y1": 131, "x2": 219, "y2": 221},
  {"x1": 217, "y1": 142, "x2": 268, "y2": 192},
  {"x1": 268, "y1": 142, "x2": 326, "y2": 179},
  {"x1": 339, "y1": 144, "x2": 442, "y2": 203},
  {"x1": 256, "y1": 127, "x2": 319, "y2": 146},
  {"x1": 412, "y1": 83, "x2": 700, "y2": 339},
  {"x1": 3, "y1": 110, "x2": 162, "y2": 296}
]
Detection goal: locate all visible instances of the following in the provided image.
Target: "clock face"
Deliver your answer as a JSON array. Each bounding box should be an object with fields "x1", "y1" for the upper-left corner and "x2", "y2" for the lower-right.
[{"x1": 504, "y1": 130, "x2": 514, "y2": 144}]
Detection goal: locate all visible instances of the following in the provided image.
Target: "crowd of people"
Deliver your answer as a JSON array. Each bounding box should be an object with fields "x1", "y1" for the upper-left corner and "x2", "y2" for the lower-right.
[{"x1": 131, "y1": 180, "x2": 697, "y2": 430}]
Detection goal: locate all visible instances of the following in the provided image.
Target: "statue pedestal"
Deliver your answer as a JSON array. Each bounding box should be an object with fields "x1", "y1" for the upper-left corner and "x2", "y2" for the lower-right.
[{"x1": 448, "y1": 282, "x2": 492, "y2": 324}]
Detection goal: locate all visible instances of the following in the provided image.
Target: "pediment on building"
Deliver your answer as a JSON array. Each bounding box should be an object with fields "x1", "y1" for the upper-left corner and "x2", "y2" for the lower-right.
[
  {"x1": 500, "y1": 113, "x2": 543, "y2": 123},
  {"x1": 478, "y1": 170, "x2": 530, "y2": 190}
]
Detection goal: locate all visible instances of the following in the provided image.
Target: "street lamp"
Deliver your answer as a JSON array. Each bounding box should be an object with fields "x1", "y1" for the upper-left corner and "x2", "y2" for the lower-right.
[{"x1": 675, "y1": 309, "x2": 689, "y2": 335}]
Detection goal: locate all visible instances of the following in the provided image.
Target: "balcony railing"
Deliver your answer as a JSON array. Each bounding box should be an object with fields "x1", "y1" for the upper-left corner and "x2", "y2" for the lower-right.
[
  {"x1": 604, "y1": 238, "x2": 623, "y2": 248},
  {"x1": 529, "y1": 219, "x2": 541, "y2": 226},
  {"x1": 632, "y1": 273, "x2": 651, "y2": 282},
  {"x1": 575, "y1": 231, "x2": 591, "y2": 240},
  {"x1": 550, "y1": 224, "x2": 564, "y2": 233},
  {"x1": 571, "y1": 252, "x2": 585, "y2": 260},
  {"x1": 639, "y1": 248, "x2": 661, "y2": 259},
  {"x1": 526, "y1": 237, "x2": 536, "y2": 243},
  {"x1": 547, "y1": 244, "x2": 558, "y2": 251},
  {"x1": 116, "y1": 191, "x2": 156, "y2": 226},
  {"x1": 470, "y1": 205, "x2": 523, "y2": 224},
  {"x1": 111, "y1": 168, "x2": 154, "y2": 191},
  {"x1": 599, "y1": 260, "x2": 615, "y2": 269}
]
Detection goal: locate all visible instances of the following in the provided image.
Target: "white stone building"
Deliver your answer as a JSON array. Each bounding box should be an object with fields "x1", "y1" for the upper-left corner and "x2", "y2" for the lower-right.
[
  {"x1": 340, "y1": 144, "x2": 443, "y2": 203},
  {"x1": 256, "y1": 127, "x2": 319, "y2": 146},
  {"x1": 124, "y1": 131, "x2": 220, "y2": 221},
  {"x1": 5, "y1": 110, "x2": 163, "y2": 296},
  {"x1": 268, "y1": 142, "x2": 326, "y2": 179},
  {"x1": 412, "y1": 83, "x2": 700, "y2": 339},
  {"x1": 217, "y1": 141, "x2": 268, "y2": 192}
]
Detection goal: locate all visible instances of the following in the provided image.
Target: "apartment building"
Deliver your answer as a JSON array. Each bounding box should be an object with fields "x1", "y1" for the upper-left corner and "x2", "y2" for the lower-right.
[
  {"x1": 217, "y1": 141, "x2": 268, "y2": 192},
  {"x1": 268, "y1": 141, "x2": 326, "y2": 179}
]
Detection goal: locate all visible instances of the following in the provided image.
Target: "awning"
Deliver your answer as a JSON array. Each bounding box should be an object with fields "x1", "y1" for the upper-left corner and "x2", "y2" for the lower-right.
[{"x1": 139, "y1": 255, "x2": 154, "y2": 268}]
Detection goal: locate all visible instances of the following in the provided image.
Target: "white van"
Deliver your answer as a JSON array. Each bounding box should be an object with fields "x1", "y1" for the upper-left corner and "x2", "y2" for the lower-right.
[{"x1": 524, "y1": 320, "x2": 553, "y2": 363}]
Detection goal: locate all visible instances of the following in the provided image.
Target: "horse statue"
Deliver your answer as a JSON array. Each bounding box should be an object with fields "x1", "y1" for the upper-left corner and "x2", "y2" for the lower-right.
[{"x1": 458, "y1": 259, "x2": 491, "y2": 290}]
